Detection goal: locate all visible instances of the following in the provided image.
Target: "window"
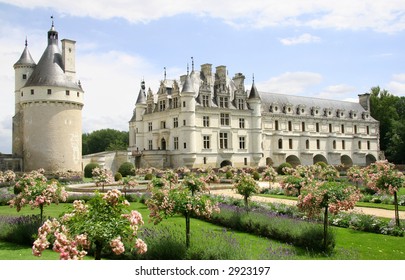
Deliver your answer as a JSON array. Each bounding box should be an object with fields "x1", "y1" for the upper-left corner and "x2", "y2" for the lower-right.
[
  {"x1": 203, "y1": 157, "x2": 207, "y2": 164},
  {"x1": 184, "y1": 142, "x2": 187, "y2": 149},
  {"x1": 202, "y1": 95, "x2": 209, "y2": 107},
  {"x1": 173, "y1": 117, "x2": 178, "y2": 128},
  {"x1": 174, "y1": 137, "x2": 179, "y2": 150},
  {"x1": 173, "y1": 97, "x2": 178, "y2": 108},
  {"x1": 316, "y1": 139, "x2": 320, "y2": 149},
  {"x1": 219, "y1": 97, "x2": 228, "y2": 108},
  {"x1": 77, "y1": 92, "x2": 80, "y2": 97},
  {"x1": 160, "y1": 121, "x2": 166, "y2": 129},
  {"x1": 238, "y1": 99, "x2": 244, "y2": 110},
  {"x1": 306, "y1": 139, "x2": 309, "y2": 149},
  {"x1": 316, "y1": 123, "x2": 320, "y2": 132},
  {"x1": 366, "y1": 126, "x2": 370, "y2": 135},
  {"x1": 159, "y1": 100, "x2": 166, "y2": 111},
  {"x1": 183, "y1": 120, "x2": 186, "y2": 126},
  {"x1": 302, "y1": 122, "x2": 305, "y2": 132},
  {"x1": 367, "y1": 141, "x2": 370, "y2": 150},
  {"x1": 239, "y1": 136, "x2": 246, "y2": 149},
  {"x1": 275, "y1": 120, "x2": 279, "y2": 130},
  {"x1": 342, "y1": 140, "x2": 346, "y2": 150},
  {"x1": 341, "y1": 124, "x2": 345, "y2": 133},
  {"x1": 220, "y1": 113, "x2": 230, "y2": 126},
  {"x1": 31, "y1": 89, "x2": 34, "y2": 95},
  {"x1": 66, "y1": 90, "x2": 70, "y2": 96},
  {"x1": 354, "y1": 125, "x2": 357, "y2": 134},
  {"x1": 21, "y1": 92, "x2": 23, "y2": 97},
  {"x1": 203, "y1": 116, "x2": 210, "y2": 127},
  {"x1": 329, "y1": 124, "x2": 332, "y2": 133},
  {"x1": 147, "y1": 103, "x2": 153, "y2": 113},
  {"x1": 239, "y1": 118, "x2": 245, "y2": 129},
  {"x1": 289, "y1": 139, "x2": 293, "y2": 149},
  {"x1": 288, "y1": 121, "x2": 292, "y2": 131},
  {"x1": 22, "y1": 74, "x2": 27, "y2": 79},
  {"x1": 333, "y1": 140, "x2": 336, "y2": 149},
  {"x1": 278, "y1": 139, "x2": 283, "y2": 149},
  {"x1": 203, "y1": 136, "x2": 210, "y2": 149},
  {"x1": 148, "y1": 140, "x2": 153, "y2": 150},
  {"x1": 148, "y1": 122, "x2": 152, "y2": 131},
  {"x1": 219, "y1": 132, "x2": 228, "y2": 149},
  {"x1": 183, "y1": 101, "x2": 186, "y2": 107},
  {"x1": 47, "y1": 89, "x2": 52, "y2": 95},
  {"x1": 244, "y1": 158, "x2": 248, "y2": 165},
  {"x1": 358, "y1": 141, "x2": 362, "y2": 149}
]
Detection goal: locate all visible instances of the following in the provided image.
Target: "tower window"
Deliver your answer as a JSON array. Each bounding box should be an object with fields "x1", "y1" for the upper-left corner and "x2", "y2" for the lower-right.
[
  {"x1": 21, "y1": 92, "x2": 24, "y2": 97},
  {"x1": 278, "y1": 139, "x2": 283, "y2": 149},
  {"x1": 316, "y1": 139, "x2": 320, "y2": 149},
  {"x1": 275, "y1": 120, "x2": 279, "y2": 130},
  {"x1": 77, "y1": 92, "x2": 80, "y2": 97},
  {"x1": 66, "y1": 90, "x2": 70, "y2": 96},
  {"x1": 202, "y1": 95, "x2": 209, "y2": 107},
  {"x1": 31, "y1": 89, "x2": 34, "y2": 95},
  {"x1": 289, "y1": 139, "x2": 293, "y2": 149},
  {"x1": 22, "y1": 74, "x2": 27, "y2": 79},
  {"x1": 47, "y1": 89, "x2": 52, "y2": 95},
  {"x1": 302, "y1": 122, "x2": 305, "y2": 132},
  {"x1": 288, "y1": 121, "x2": 292, "y2": 131},
  {"x1": 329, "y1": 124, "x2": 333, "y2": 133},
  {"x1": 342, "y1": 140, "x2": 346, "y2": 150},
  {"x1": 306, "y1": 139, "x2": 309, "y2": 149},
  {"x1": 316, "y1": 123, "x2": 320, "y2": 132},
  {"x1": 244, "y1": 158, "x2": 248, "y2": 165}
]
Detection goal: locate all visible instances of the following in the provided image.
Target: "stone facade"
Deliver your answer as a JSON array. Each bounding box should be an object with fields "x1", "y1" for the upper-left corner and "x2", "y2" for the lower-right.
[
  {"x1": 12, "y1": 22, "x2": 84, "y2": 172},
  {"x1": 129, "y1": 63, "x2": 380, "y2": 169}
]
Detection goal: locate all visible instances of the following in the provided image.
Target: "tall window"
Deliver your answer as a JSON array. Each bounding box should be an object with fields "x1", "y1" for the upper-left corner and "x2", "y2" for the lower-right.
[
  {"x1": 288, "y1": 121, "x2": 292, "y2": 131},
  {"x1": 275, "y1": 120, "x2": 279, "y2": 130},
  {"x1": 316, "y1": 139, "x2": 320, "y2": 149},
  {"x1": 148, "y1": 140, "x2": 153, "y2": 150},
  {"x1": 239, "y1": 118, "x2": 245, "y2": 129},
  {"x1": 173, "y1": 97, "x2": 178, "y2": 108},
  {"x1": 278, "y1": 139, "x2": 283, "y2": 149},
  {"x1": 358, "y1": 141, "x2": 362, "y2": 149},
  {"x1": 302, "y1": 122, "x2": 305, "y2": 132},
  {"x1": 147, "y1": 103, "x2": 153, "y2": 113},
  {"x1": 239, "y1": 136, "x2": 246, "y2": 149},
  {"x1": 289, "y1": 139, "x2": 293, "y2": 149},
  {"x1": 203, "y1": 116, "x2": 210, "y2": 127},
  {"x1": 66, "y1": 90, "x2": 70, "y2": 96},
  {"x1": 306, "y1": 139, "x2": 309, "y2": 149},
  {"x1": 333, "y1": 140, "x2": 336, "y2": 149},
  {"x1": 202, "y1": 95, "x2": 209, "y2": 107},
  {"x1": 47, "y1": 89, "x2": 52, "y2": 95},
  {"x1": 329, "y1": 123, "x2": 333, "y2": 133},
  {"x1": 342, "y1": 140, "x2": 346, "y2": 150},
  {"x1": 148, "y1": 122, "x2": 152, "y2": 131},
  {"x1": 238, "y1": 99, "x2": 244, "y2": 110},
  {"x1": 219, "y1": 132, "x2": 228, "y2": 149},
  {"x1": 173, "y1": 117, "x2": 178, "y2": 128},
  {"x1": 203, "y1": 136, "x2": 210, "y2": 149},
  {"x1": 159, "y1": 100, "x2": 166, "y2": 111},
  {"x1": 219, "y1": 97, "x2": 228, "y2": 108},
  {"x1": 367, "y1": 141, "x2": 370, "y2": 150},
  {"x1": 174, "y1": 137, "x2": 179, "y2": 150},
  {"x1": 354, "y1": 125, "x2": 357, "y2": 134},
  {"x1": 341, "y1": 124, "x2": 345, "y2": 133},
  {"x1": 160, "y1": 121, "x2": 166, "y2": 129},
  {"x1": 366, "y1": 126, "x2": 370, "y2": 134},
  {"x1": 220, "y1": 113, "x2": 230, "y2": 126},
  {"x1": 316, "y1": 123, "x2": 320, "y2": 132}
]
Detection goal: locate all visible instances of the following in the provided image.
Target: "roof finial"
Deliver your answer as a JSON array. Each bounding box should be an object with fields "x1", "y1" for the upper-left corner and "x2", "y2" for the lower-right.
[
  {"x1": 51, "y1": 15, "x2": 54, "y2": 27},
  {"x1": 25, "y1": 36, "x2": 28, "y2": 47},
  {"x1": 252, "y1": 73, "x2": 255, "y2": 84},
  {"x1": 191, "y1": 56, "x2": 194, "y2": 72},
  {"x1": 187, "y1": 63, "x2": 189, "y2": 75},
  {"x1": 164, "y1": 67, "x2": 166, "y2": 80}
]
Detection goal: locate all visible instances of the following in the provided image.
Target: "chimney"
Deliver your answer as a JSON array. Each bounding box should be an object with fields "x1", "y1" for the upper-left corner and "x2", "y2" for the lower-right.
[
  {"x1": 61, "y1": 39, "x2": 76, "y2": 81},
  {"x1": 358, "y1": 93, "x2": 370, "y2": 111}
]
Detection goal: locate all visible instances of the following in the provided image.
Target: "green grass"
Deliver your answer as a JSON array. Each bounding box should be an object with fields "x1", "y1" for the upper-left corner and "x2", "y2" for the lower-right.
[{"x1": 0, "y1": 202, "x2": 404, "y2": 260}]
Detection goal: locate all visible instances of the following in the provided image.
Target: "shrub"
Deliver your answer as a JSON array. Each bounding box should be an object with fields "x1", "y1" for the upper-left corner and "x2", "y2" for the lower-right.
[
  {"x1": 144, "y1": 173, "x2": 153, "y2": 180},
  {"x1": 114, "y1": 172, "x2": 123, "y2": 181},
  {"x1": 226, "y1": 170, "x2": 233, "y2": 179},
  {"x1": 118, "y1": 162, "x2": 136, "y2": 177},
  {"x1": 0, "y1": 215, "x2": 44, "y2": 246},
  {"x1": 252, "y1": 171, "x2": 261, "y2": 181},
  {"x1": 277, "y1": 163, "x2": 292, "y2": 175},
  {"x1": 84, "y1": 163, "x2": 100, "y2": 178},
  {"x1": 315, "y1": 161, "x2": 328, "y2": 169}
]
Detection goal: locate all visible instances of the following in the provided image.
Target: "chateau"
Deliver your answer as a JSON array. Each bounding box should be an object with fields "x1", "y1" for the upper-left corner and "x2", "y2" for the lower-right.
[
  {"x1": 128, "y1": 63, "x2": 380, "y2": 169},
  {"x1": 11, "y1": 21, "x2": 84, "y2": 172}
]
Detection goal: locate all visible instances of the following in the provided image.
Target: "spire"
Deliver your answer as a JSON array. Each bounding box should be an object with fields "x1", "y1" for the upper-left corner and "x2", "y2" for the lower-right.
[
  {"x1": 164, "y1": 67, "x2": 166, "y2": 80},
  {"x1": 191, "y1": 56, "x2": 194, "y2": 72},
  {"x1": 248, "y1": 74, "x2": 260, "y2": 100},
  {"x1": 48, "y1": 15, "x2": 58, "y2": 45},
  {"x1": 181, "y1": 67, "x2": 194, "y2": 93},
  {"x1": 14, "y1": 38, "x2": 36, "y2": 68},
  {"x1": 136, "y1": 80, "x2": 147, "y2": 104}
]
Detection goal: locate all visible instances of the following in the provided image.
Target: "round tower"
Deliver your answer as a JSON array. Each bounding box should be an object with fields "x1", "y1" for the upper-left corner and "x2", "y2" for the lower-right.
[
  {"x1": 180, "y1": 70, "x2": 197, "y2": 157},
  {"x1": 16, "y1": 21, "x2": 84, "y2": 172},
  {"x1": 246, "y1": 78, "x2": 263, "y2": 165}
]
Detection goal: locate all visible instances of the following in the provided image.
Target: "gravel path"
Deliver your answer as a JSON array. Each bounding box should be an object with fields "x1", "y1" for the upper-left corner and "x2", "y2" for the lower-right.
[{"x1": 210, "y1": 188, "x2": 405, "y2": 220}]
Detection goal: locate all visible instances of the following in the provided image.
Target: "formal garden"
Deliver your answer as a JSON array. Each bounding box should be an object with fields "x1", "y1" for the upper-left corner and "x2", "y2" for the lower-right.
[{"x1": 0, "y1": 160, "x2": 404, "y2": 260}]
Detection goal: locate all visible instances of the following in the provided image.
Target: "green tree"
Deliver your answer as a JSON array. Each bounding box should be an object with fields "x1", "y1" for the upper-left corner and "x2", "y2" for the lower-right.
[{"x1": 82, "y1": 129, "x2": 129, "y2": 155}]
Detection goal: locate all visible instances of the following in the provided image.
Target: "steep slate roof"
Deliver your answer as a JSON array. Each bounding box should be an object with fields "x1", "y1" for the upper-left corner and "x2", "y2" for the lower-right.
[
  {"x1": 14, "y1": 42, "x2": 36, "y2": 67},
  {"x1": 181, "y1": 74, "x2": 195, "y2": 93}
]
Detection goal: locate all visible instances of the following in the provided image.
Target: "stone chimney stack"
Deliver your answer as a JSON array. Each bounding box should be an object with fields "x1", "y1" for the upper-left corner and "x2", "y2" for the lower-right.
[{"x1": 62, "y1": 39, "x2": 76, "y2": 81}]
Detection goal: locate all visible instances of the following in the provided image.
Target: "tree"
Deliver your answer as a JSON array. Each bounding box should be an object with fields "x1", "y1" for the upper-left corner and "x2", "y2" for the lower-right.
[
  {"x1": 147, "y1": 175, "x2": 219, "y2": 248},
  {"x1": 9, "y1": 170, "x2": 68, "y2": 223},
  {"x1": 234, "y1": 173, "x2": 260, "y2": 209},
  {"x1": 32, "y1": 189, "x2": 147, "y2": 260},
  {"x1": 92, "y1": 167, "x2": 113, "y2": 192},
  {"x1": 297, "y1": 181, "x2": 361, "y2": 251},
  {"x1": 261, "y1": 166, "x2": 278, "y2": 188},
  {"x1": 360, "y1": 160, "x2": 405, "y2": 227},
  {"x1": 82, "y1": 129, "x2": 129, "y2": 155}
]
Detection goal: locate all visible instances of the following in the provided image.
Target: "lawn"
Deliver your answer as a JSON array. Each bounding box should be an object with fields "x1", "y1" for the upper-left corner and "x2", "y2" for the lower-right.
[{"x1": 0, "y1": 201, "x2": 404, "y2": 260}]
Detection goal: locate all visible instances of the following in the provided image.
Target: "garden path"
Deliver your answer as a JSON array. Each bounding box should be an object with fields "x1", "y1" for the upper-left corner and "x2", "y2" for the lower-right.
[{"x1": 210, "y1": 188, "x2": 405, "y2": 220}]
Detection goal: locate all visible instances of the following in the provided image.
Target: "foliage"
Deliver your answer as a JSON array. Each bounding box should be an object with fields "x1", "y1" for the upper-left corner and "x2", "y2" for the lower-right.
[
  {"x1": 84, "y1": 163, "x2": 100, "y2": 178},
  {"x1": 92, "y1": 167, "x2": 113, "y2": 192},
  {"x1": 122, "y1": 176, "x2": 138, "y2": 198},
  {"x1": 8, "y1": 170, "x2": 68, "y2": 223},
  {"x1": 114, "y1": 172, "x2": 122, "y2": 182},
  {"x1": 118, "y1": 162, "x2": 135, "y2": 177},
  {"x1": 277, "y1": 162, "x2": 292, "y2": 175},
  {"x1": 261, "y1": 166, "x2": 277, "y2": 185},
  {"x1": 0, "y1": 170, "x2": 16, "y2": 185},
  {"x1": 82, "y1": 129, "x2": 129, "y2": 155},
  {"x1": 234, "y1": 173, "x2": 260, "y2": 209},
  {"x1": 0, "y1": 215, "x2": 45, "y2": 246},
  {"x1": 32, "y1": 190, "x2": 147, "y2": 260},
  {"x1": 144, "y1": 173, "x2": 153, "y2": 180},
  {"x1": 146, "y1": 176, "x2": 219, "y2": 248}
]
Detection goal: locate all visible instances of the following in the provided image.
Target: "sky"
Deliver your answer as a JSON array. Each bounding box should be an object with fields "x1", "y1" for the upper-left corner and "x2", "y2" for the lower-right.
[{"x1": 0, "y1": 0, "x2": 405, "y2": 154}]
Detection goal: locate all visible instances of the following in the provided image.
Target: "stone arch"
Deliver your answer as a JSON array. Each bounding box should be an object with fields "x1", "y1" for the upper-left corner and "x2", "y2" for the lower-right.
[
  {"x1": 366, "y1": 154, "x2": 377, "y2": 165},
  {"x1": 286, "y1": 155, "x2": 301, "y2": 167},
  {"x1": 161, "y1": 138, "x2": 166, "y2": 150},
  {"x1": 313, "y1": 154, "x2": 328, "y2": 164},
  {"x1": 340, "y1": 155, "x2": 353, "y2": 167},
  {"x1": 220, "y1": 160, "x2": 232, "y2": 168},
  {"x1": 266, "y1": 157, "x2": 274, "y2": 166}
]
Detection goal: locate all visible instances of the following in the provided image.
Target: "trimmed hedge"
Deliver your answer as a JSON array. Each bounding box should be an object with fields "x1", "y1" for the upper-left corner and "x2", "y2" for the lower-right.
[
  {"x1": 118, "y1": 162, "x2": 135, "y2": 177},
  {"x1": 84, "y1": 163, "x2": 100, "y2": 178}
]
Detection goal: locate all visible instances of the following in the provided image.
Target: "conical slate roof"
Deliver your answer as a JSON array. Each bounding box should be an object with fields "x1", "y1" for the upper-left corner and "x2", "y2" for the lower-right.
[
  {"x1": 248, "y1": 82, "x2": 261, "y2": 99},
  {"x1": 181, "y1": 74, "x2": 194, "y2": 93},
  {"x1": 14, "y1": 43, "x2": 36, "y2": 67},
  {"x1": 136, "y1": 81, "x2": 146, "y2": 104}
]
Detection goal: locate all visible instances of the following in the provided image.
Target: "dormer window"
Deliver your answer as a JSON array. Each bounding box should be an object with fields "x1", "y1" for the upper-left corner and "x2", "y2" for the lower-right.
[
  {"x1": 219, "y1": 96, "x2": 228, "y2": 108},
  {"x1": 202, "y1": 95, "x2": 209, "y2": 107}
]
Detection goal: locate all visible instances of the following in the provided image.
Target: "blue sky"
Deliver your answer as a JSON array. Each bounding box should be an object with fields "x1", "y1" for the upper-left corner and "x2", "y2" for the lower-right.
[{"x1": 1, "y1": 0, "x2": 405, "y2": 153}]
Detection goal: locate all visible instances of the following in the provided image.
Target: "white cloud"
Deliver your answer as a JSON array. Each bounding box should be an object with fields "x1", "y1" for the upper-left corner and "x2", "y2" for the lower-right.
[
  {"x1": 257, "y1": 72, "x2": 322, "y2": 95},
  {"x1": 279, "y1": 33, "x2": 321, "y2": 46},
  {"x1": 387, "y1": 73, "x2": 405, "y2": 96},
  {"x1": 2, "y1": 0, "x2": 405, "y2": 33},
  {"x1": 316, "y1": 84, "x2": 357, "y2": 100}
]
